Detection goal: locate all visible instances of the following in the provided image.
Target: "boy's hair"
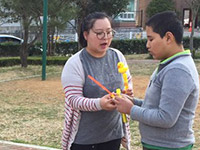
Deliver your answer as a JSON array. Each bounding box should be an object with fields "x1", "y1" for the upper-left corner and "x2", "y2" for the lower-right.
[
  {"x1": 146, "y1": 11, "x2": 183, "y2": 45},
  {"x1": 79, "y1": 12, "x2": 113, "y2": 48}
]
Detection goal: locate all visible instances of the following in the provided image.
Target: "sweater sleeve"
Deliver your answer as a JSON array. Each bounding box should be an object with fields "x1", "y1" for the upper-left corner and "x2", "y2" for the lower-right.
[
  {"x1": 133, "y1": 97, "x2": 143, "y2": 106},
  {"x1": 131, "y1": 68, "x2": 195, "y2": 128},
  {"x1": 61, "y1": 52, "x2": 102, "y2": 111}
]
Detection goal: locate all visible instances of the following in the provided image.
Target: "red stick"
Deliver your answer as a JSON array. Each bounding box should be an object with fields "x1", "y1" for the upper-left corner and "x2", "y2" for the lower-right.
[{"x1": 88, "y1": 75, "x2": 112, "y2": 95}]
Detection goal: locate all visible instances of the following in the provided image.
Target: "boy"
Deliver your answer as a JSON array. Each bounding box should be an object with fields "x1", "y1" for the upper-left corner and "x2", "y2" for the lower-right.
[{"x1": 114, "y1": 11, "x2": 199, "y2": 150}]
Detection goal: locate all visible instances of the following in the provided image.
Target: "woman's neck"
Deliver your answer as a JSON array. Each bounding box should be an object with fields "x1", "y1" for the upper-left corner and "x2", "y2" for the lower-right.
[{"x1": 85, "y1": 48, "x2": 107, "y2": 58}]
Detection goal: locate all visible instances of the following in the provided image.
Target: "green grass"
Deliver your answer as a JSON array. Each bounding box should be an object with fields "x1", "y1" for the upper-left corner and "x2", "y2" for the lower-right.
[
  {"x1": 0, "y1": 54, "x2": 199, "y2": 150},
  {"x1": 125, "y1": 53, "x2": 150, "y2": 60},
  {"x1": 0, "y1": 65, "x2": 63, "y2": 82}
]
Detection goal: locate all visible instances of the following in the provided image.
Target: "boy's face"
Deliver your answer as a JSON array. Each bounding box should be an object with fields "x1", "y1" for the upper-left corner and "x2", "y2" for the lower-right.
[{"x1": 146, "y1": 26, "x2": 168, "y2": 60}]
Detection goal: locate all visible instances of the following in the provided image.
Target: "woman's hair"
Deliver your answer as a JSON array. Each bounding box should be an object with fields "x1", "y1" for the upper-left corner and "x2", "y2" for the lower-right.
[
  {"x1": 79, "y1": 12, "x2": 113, "y2": 48},
  {"x1": 146, "y1": 11, "x2": 183, "y2": 45}
]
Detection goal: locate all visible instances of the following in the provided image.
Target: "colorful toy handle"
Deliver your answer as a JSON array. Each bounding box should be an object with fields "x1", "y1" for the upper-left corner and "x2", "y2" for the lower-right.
[{"x1": 116, "y1": 88, "x2": 128, "y2": 123}]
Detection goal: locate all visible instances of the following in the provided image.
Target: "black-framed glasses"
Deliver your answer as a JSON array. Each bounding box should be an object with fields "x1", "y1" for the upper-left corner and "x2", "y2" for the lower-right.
[{"x1": 91, "y1": 29, "x2": 116, "y2": 40}]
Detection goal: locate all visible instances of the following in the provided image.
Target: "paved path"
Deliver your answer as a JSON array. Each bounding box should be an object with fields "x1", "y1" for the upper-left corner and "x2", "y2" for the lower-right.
[{"x1": 0, "y1": 141, "x2": 61, "y2": 150}]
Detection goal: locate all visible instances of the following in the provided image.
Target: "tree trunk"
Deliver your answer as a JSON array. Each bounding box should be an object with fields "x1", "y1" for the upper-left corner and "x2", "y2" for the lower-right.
[
  {"x1": 47, "y1": 29, "x2": 51, "y2": 56},
  {"x1": 77, "y1": 18, "x2": 82, "y2": 50},
  {"x1": 20, "y1": 19, "x2": 29, "y2": 68},
  {"x1": 50, "y1": 28, "x2": 55, "y2": 55},
  {"x1": 20, "y1": 42, "x2": 28, "y2": 67},
  {"x1": 189, "y1": 2, "x2": 200, "y2": 58},
  {"x1": 189, "y1": 21, "x2": 194, "y2": 58},
  {"x1": 190, "y1": 12, "x2": 198, "y2": 58}
]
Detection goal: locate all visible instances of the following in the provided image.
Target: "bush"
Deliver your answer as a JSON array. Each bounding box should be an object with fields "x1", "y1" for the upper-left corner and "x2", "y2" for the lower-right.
[
  {"x1": 28, "y1": 42, "x2": 43, "y2": 56},
  {"x1": 27, "y1": 56, "x2": 70, "y2": 65},
  {"x1": 55, "y1": 41, "x2": 78, "y2": 55},
  {"x1": 1, "y1": 38, "x2": 200, "y2": 57},
  {"x1": 111, "y1": 39, "x2": 148, "y2": 54},
  {"x1": 0, "y1": 42, "x2": 20, "y2": 57},
  {"x1": 0, "y1": 57, "x2": 21, "y2": 66},
  {"x1": 0, "y1": 56, "x2": 70, "y2": 67},
  {"x1": 183, "y1": 37, "x2": 200, "y2": 50}
]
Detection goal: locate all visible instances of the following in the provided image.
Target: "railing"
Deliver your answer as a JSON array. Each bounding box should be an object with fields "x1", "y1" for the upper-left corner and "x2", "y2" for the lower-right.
[{"x1": 117, "y1": 12, "x2": 136, "y2": 21}]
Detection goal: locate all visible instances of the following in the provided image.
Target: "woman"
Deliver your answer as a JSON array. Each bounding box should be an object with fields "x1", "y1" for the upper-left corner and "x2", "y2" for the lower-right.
[{"x1": 61, "y1": 12, "x2": 133, "y2": 150}]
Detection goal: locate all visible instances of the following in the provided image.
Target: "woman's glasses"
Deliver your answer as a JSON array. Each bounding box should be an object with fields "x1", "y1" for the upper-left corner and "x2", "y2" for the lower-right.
[{"x1": 91, "y1": 29, "x2": 116, "y2": 40}]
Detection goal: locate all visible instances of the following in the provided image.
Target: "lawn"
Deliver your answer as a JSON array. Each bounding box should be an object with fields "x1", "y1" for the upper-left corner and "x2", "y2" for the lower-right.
[{"x1": 0, "y1": 54, "x2": 199, "y2": 150}]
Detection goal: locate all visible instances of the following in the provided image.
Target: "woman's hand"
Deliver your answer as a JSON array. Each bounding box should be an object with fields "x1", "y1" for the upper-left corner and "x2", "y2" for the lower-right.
[{"x1": 100, "y1": 94, "x2": 116, "y2": 111}]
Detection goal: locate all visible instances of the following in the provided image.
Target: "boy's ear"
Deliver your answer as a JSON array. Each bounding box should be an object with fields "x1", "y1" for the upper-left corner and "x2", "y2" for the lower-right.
[{"x1": 165, "y1": 32, "x2": 174, "y2": 44}]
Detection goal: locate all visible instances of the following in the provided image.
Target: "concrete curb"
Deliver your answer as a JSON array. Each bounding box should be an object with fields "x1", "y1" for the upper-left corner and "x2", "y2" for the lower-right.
[{"x1": 0, "y1": 140, "x2": 61, "y2": 150}]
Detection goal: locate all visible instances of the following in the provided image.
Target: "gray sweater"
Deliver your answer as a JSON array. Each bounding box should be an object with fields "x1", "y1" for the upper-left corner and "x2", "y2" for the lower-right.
[{"x1": 131, "y1": 51, "x2": 199, "y2": 148}]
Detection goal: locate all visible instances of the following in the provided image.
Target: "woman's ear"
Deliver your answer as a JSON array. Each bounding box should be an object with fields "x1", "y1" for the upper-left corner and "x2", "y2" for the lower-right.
[
  {"x1": 165, "y1": 32, "x2": 174, "y2": 44},
  {"x1": 83, "y1": 31, "x2": 88, "y2": 40}
]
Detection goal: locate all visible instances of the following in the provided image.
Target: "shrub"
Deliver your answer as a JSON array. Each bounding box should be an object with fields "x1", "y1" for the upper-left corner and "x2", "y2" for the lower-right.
[
  {"x1": 1, "y1": 38, "x2": 200, "y2": 58},
  {"x1": 0, "y1": 56, "x2": 70, "y2": 67},
  {"x1": 0, "y1": 42, "x2": 20, "y2": 57}
]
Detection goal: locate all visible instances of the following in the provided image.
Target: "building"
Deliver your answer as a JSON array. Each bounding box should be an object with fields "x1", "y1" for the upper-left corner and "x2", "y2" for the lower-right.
[
  {"x1": 136, "y1": 0, "x2": 199, "y2": 29},
  {"x1": 114, "y1": 0, "x2": 137, "y2": 29},
  {"x1": 0, "y1": 22, "x2": 22, "y2": 38},
  {"x1": 0, "y1": 0, "x2": 142, "y2": 42}
]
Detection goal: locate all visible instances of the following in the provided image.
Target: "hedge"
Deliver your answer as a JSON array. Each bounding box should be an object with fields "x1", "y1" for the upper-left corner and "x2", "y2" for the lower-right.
[
  {"x1": 0, "y1": 42, "x2": 21, "y2": 57},
  {"x1": 1, "y1": 38, "x2": 200, "y2": 57},
  {"x1": 0, "y1": 56, "x2": 70, "y2": 67},
  {"x1": 0, "y1": 37, "x2": 200, "y2": 67}
]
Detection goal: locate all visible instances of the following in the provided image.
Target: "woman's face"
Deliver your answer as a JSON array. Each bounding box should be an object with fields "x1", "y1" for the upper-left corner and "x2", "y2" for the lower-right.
[{"x1": 84, "y1": 18, "x2": 113, "y2": 58}]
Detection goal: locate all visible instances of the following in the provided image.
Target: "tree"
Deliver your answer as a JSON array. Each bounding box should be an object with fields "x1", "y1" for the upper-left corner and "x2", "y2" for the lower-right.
[
  {"x1": 185, "y1": 0, "x2": 200, "y2": 58},
  {"x1": 0, "y1": 0, "x2": 75, "y2": 66},
  {"x1": 47, "y1": 0, "x2": 76, "y2": 55},
  {"x1": 0, "y1": 0, "x2": 43, "y2": 67},
  {"x1": 146, "y1": 0, "x2": 175, "y2": 18}
]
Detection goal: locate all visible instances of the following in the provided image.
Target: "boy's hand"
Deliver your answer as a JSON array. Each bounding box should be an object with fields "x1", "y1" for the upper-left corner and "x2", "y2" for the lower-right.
[
  {"x1": 113, "y1": 95, "x2": 134, "y2": 114},
  {"x1": 122, "y1": 89, "x2": 134, "y2": 97}
]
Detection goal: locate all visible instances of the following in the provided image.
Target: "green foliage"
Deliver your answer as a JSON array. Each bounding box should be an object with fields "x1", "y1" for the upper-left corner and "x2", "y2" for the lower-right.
[
  {"x1": 0, "y1": 0, "x2": 42, "y2": 23},
  {"x1": 28, "y1": 42, "x2": 43, "y2": 56},
  {"x1": 48, "y1": 0, "x2": 76, "y2": 28},
  {"x1": 89, "y1": 0, "x2": 130, "y2": 16},
  {"x1": 194, "y1": 51, "x2": 200, "y2": 59},
  {"x1": 55, "y1": 41, "x2": 78, "y2": 55},
  {"x1": 0, "y1": 57, "x2": 21, "y2": 66},
  {"x1": 183, "y1": 37, "x2": 200, "y2": 51},
  {"x1": 146, "y1": 0, "x2": 175, "y2": 18},
  {"x1": 0, "y1": 43, "x2": 21, "y2": 57},
  {"x1": 73, "y1": 0, "x2": 129, "y2": 18},
  {"x1": 1, "y1": 37, "x2": 200, "y2": 59},
  {"x1": 111, "y1": 39, "x2": 148, "y2": 54},
  {"x1": 0, "y1": 56, "x2": 70, "y2": 67},
  {"x1": 28, "y1": 56, "x2": 69, "y2": 65}
]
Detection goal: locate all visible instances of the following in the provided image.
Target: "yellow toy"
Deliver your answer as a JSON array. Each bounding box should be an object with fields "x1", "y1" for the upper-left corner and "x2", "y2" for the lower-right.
[
  {"x1": 116, "y1": 88, "x2": 128, "y2": 123},
  {"x1": 117, "y1": 62, "x2": 131, "y2": 149},
  {"x1": 117, "y1": 62, "x2": 129, "y2": 91},
  {"x1": 117, "y1": 62, "x2": 129, "y2": 123}
]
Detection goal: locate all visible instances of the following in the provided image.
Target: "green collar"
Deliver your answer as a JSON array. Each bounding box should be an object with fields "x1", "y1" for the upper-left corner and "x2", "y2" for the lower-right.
[
  {"x1": 156, "y1": 50, "x2": 191, "y2": 74},
  {"x1": 160, "y1": 50, "x2": 191, "y2": 64}
]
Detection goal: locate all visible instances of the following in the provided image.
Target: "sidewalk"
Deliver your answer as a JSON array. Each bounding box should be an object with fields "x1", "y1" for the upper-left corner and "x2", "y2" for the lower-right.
[{"x1": 0, "y1": 140, "x2": 61, "y2": 150}]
